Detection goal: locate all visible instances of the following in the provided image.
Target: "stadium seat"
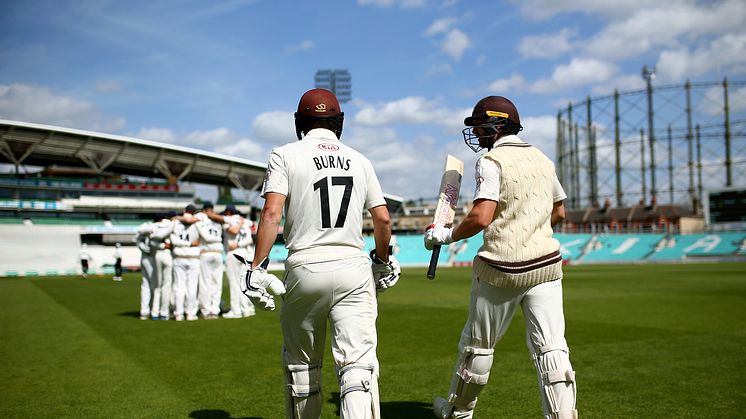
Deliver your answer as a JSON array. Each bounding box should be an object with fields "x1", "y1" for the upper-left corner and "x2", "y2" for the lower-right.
[
  {"x1": 556, "y1": 234, "x2": 593, "y2": 262},
  {"x1": 579, "y1": 234, "x2": 664, "y2": 262}
]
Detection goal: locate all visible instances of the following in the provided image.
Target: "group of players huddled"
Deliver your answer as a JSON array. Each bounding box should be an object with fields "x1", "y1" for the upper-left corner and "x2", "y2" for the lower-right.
[{"x1": 134, "y1": 202, "x2": 255, "y2": 321}]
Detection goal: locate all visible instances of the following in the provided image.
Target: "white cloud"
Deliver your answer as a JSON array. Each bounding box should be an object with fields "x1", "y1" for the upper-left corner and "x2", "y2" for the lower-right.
[
  {"x1": 135, "y1": 127, "x2": 177, "y2": 143},
  {"x1": 423, "y1": 17, "x2": 458, "y2": 36},
  {"x1": 590, "y1": 74, "x2": 645, "y2": 95},
  {"x1": 423, "y1": 17, "x2": 470, "y2": 61},
  {"x1": 514, "y1": 0, "x2": 691, "y2": 21},
  {"x1": 358, "y1": 0, "x2": 426, "y2": 8},
  {"x1": 283, "y1": 39, "x2": 314, "y2": 55},
  {"x1": 345, "y1": 126, "x2": 444, "y2": 200},
  {"x1": 584, "y1": 1, "x2": 746, "y2": 60},
  {"x1": 129, "y1": 123, "x2": 268, "y2": 166},
  {"x1": 251, "y1": 111, "x2": 296, "y2": 144},
  {"x1": 135, "y1": 126, "x2": 266, "y2": 161},
  {"x1": 0, "y1": 83, "x2": 125, "y2": 132},
  {"x1": 441, "y1": 28, "x2": 471, "y2": 61},
  {"x1": 182, "y1": 128, "x2": 236, "y2": 147},
  {"x1": 530, "y1": 58, "x2": 617, "y2": 94},
  {"x1": 488, "y1": 74, "x2": 527, "y2": 93},
  {"x1": 353, "y1": 96, "x2": 465, "y2": 130},
  {"x1": 519, "y1": 28, "x2": 577, "y2": 59},
  {"x1": 520, "y1": 115, "x2": 558, "y2": 158},
  {"x1": 214, "y1": 138, "x2": 265, "y2": 159},
  {"x1": 656, "y1": 33, "x2": 746, "y2": 81},
  {"x1": 698, "y1": 85, "x2": 746, "y2": 116}
]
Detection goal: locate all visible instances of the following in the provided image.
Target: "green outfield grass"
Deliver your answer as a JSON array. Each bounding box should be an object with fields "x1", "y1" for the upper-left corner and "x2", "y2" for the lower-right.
[{"x1": 1, "y1": 263, "x2": 745, "y2": 418}]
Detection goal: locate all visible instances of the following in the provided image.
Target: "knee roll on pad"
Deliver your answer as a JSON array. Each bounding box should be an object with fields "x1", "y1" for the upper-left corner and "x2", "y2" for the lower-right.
[
  {"x1": 338, "y1": 364, "x2": 379, "y2": 419},
  {"x1": 338, "y1": 364, "x2": 375, "y2": 397},
  {"x1": 532, "y1": 343, "x2": 577, "y2": 418},
  {"x1": 286, "y1": 364, "x2": 321, "y2": 397},
  {"x1": 286, "y1": 364, "x2": 322, "y2": 419},
  {"x1": 448, "y1": 346, "x2": 494, "y2": 410}
]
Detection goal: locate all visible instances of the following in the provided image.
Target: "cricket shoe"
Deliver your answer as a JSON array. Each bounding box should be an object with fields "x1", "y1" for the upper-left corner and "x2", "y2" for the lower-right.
[
  {"x1": 175, "y1": 315, "x2": 184, "y2": 321},
  {"x1": 186, "y1": 315, "x2": 198, "y2": 321},
  {"x1": 113, "y1": 276, "x2": 122, "y2": 281},
  {"x1": 433, "y1": 397, "x2": 473, "y2": 419},
  {"x1": 222, "y1": 311, "x2": 242, "y2": 319},
  {"x1": 139, "y1": 315, "x2": 149, "y2": 320}
]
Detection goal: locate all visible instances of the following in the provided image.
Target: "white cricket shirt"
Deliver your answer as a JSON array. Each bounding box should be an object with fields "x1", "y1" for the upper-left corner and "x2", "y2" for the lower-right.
[{"x1": 262, "y1": 128, "x2": 386, "y2": 256}]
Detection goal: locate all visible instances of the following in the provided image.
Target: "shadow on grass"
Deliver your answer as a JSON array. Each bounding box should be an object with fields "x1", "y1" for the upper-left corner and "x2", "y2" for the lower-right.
[
  {"x1": 328, "y1": 392, "x2": 432, "y2": 418},
  {"x1": 118, "y1": 311, "x2": 142, "y2": 318},
  {"x1": 189, "y1": 409, "x2": 262, "y2": 419},
  {"x1": 380, "y1": 401, "x2": 433, "y2": 418}
]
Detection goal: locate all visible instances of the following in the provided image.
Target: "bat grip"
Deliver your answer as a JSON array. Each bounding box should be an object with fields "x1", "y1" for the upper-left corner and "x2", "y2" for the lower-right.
[{"x1": 426, "y1": 244, "x2": 441, "y2": 279}]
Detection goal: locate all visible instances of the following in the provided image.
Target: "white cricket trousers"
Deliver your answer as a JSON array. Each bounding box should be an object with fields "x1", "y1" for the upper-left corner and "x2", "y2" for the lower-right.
[
  {"x1": 199, "y1": 252, "x2": 225, "y2": 317},
  {"x1": 155, "y1": 249, "x2": 173, "y2": 318},
  {"x1": 172, "y1": 257, "x2": 200, "y2": 318},
  {"x1": 226, "y1": 248, "x2": 255, "y2": 316},
  {"x1": 281, "y1": 256, "x2": 380, "y2": 419},
  {"x1": 139, "y1": 254, "x2": 157, "y2": 317},
  {"x1": 448, "y1": 275, "x2": 576, "y2": 418}
]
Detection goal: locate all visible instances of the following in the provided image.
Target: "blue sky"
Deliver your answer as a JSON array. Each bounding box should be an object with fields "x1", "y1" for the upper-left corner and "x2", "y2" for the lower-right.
[{"x1": 1, "y1": 0, "x2": 745, "y2": 202}]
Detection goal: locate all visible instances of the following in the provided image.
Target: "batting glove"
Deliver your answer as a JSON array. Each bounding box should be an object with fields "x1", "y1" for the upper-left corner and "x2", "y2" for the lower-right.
[
  {"x1": 424, "y1": 224, "x2": 454, "y2": 250},
  {"x1": 233, "y1": 254, "x2": 286, "y2": 311},
  {"x1": 370, "y1": 251, "x2": 401, "y2": 292}
]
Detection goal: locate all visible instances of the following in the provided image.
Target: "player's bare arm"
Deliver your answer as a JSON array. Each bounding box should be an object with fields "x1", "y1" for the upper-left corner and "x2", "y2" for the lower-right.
[
  {"x1": 173, "y1": 214, "x2": 198, "y2": 225},
  {"x1": 206, "y1": 211, "x2": 225, "y2": 224},
  {"x1": 452, "y1": 198, "x2": 497, "y2": 241},
  {"x1": 369, "y1": 204, "x2": 392, "y2": 262},
  {"x1": 551, "y1": 200, "x2": 566, "y2": 227},
  {"x1": 252, "y1": 192, "x2": 285, "y2": 270}
]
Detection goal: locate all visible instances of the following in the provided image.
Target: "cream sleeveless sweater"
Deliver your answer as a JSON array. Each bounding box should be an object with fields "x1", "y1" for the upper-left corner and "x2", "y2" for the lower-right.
[{"x1": 474, "y1": 142, "x2": 563, "y2": 288}]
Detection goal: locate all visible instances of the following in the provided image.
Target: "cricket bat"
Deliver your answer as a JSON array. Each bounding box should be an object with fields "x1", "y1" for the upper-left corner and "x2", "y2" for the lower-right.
[{"x1": 426, "y1": 154, "x2": 464, "y2": 279}]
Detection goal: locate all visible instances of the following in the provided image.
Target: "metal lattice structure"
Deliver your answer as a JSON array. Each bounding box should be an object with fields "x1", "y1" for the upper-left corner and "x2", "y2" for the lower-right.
[{"x1": 557, "y1": 78, "x2": 746, "y2": 211}]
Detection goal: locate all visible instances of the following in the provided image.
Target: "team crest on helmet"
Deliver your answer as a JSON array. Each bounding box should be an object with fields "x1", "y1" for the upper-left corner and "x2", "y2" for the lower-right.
[{"x1": 315, "y1": 104, "x2": 327, "y2": 112}]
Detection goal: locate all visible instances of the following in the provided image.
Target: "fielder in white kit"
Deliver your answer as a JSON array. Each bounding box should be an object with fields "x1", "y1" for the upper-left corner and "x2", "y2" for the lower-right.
[
  {"x1": 170, "y1": 205, "x2": 201, "y2": 321},
  {"x1": 425, "y1": 96, "x2": 577, "y2": 419},
  {"x1": 195, "y1": 202, "x2": 226, "y2": 319},
  {"x1": 135, "y1": 220, "x2": 157, "y2": 320},
  {"x1": 237, "y1": 88, "x2": 400, "y2": 419},
  {"x1": 150, "y1": 213, "x2": 174, "y2": 320},
  {"x1": 219, "y1": 204, "x2": 256, "y2": 319}
]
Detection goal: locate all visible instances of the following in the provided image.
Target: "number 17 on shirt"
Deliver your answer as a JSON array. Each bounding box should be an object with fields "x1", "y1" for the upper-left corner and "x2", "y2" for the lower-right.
[{"x1": 426, "y1": 154, "x2": 464, "y2": 279}]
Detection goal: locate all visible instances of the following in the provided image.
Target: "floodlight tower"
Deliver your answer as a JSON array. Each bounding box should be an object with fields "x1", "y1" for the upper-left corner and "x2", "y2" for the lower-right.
[
  {"x1": 642, "y1": 65, "x2": 657, "y2": 205},
  {"x1": 314, "y1": 69, "x2": 352, "y2": 103}
]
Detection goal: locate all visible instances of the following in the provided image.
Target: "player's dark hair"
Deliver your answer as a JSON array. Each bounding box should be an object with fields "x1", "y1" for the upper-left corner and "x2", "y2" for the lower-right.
[{"x1": 500, "y1": 119, "x2": 523, "y2": 136}]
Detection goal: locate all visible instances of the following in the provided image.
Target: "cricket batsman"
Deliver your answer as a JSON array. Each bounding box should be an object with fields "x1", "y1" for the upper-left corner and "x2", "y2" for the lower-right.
[
  {"x1": 425, "y1": 96, "x2": 577, "y2": 418},
  {"x1": 239, "y1": 88, "x2": 400, "y2": 419}
]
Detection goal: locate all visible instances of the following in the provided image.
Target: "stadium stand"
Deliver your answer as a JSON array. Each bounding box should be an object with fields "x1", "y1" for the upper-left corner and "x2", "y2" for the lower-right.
[
  {"x1": 2, "y1": 119, "x2": 743, "y2": 275},
  {"x1": 557, "y1": 234, "x2": 593, "y2": 262},
  {"x1": 579, "y1": 234, "x2": 665, "y2": 263}
]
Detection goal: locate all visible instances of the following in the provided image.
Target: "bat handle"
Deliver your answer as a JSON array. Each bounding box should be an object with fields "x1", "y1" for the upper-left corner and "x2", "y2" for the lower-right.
[{"x1": 427, "y1": 244, "x2": 441, "y2": 279}]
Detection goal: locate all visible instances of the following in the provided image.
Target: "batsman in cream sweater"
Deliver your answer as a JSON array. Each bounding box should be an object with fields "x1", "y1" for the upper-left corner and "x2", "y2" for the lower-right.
[{"x1": 425, "y1": 96, "x2": 577, "y2": 419}]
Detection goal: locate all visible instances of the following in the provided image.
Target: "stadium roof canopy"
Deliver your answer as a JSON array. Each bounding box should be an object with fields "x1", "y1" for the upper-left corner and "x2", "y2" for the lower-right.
[
  {"x1": 0, "y1": 119, "x2": 404, "y2": 209},
  {"x1": 0, "y1": 119, "x2": 267, "y2": 191}
]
